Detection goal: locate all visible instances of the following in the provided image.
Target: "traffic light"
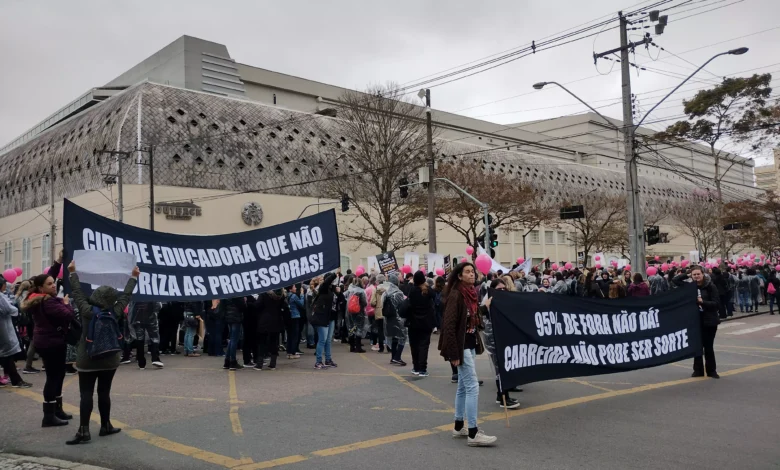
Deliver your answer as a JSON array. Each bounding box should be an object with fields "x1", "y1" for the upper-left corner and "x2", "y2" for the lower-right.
[
  {"x1": 487, "y1": 213, "x2": 498, "y2": 248},
  {"x1": 489, "y1": 232, "x2": 498, "y2": 248},
  {"x1": 399, "y1": 177, "x2": 408, "y2": 199},
  {"x1": 341, "y1": 193, "x2": 349, "y2": 212},
  {"x1": 646, "y1": 225, "x2": 660, "y2": 245}
]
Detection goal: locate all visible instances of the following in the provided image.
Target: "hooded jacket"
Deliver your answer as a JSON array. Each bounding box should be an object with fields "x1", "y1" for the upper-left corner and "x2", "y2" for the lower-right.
[
  {"x1": 673, "y1": 273, "x2": 720, "y2": 327},
  {"x1": 627, "y1": 281, "x2": 650, "y2": 297},
  {"x1": 311, "y1": 273, "x2": 337, "y2": 327},
  {"x1": 68, "y1": 272, "x2": 137, "y2": 371},
  {"x1": 0, "y1": 292, "x2": 21, "y2": 358},
  {"x1": 24, "y1": 293, "x2": 75, "y2": 350},
  {"x1": 407, "y1": 284, "x2": 436, "y2": 331},
  {"x1": 381, "y1": 276, "x2": 407, "y2": 339},
  {"x1": 222, "y1": 297, "x2": 245, "y2": 324},
  {"x1": 129, "y1": 302, "x2": 161, "y2": 325},
  {"x1": 255, "y1": 291, "x2": 287, "y2": 333},
  {"x1": 648, "y1": 275, "x2": 669, "y2": 295}
]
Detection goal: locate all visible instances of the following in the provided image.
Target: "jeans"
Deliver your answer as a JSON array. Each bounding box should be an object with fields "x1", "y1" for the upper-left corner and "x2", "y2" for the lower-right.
[
  {"x1": 408, "y1": 328, "x2": 432, "y2": 373},
  {"x1": 737, "y1": 291, "x2": 751, "y2": 311},
  {"x1": 226, "y1": 323, "x2": 241, "y2": 363},
  {"x1": 769, "y1": 295, "x2": 776, "y2": 314},
  {"x1": 751, "y1": 293, "x2": 759, "y2": 311},
  {"x1": 693, "y1": 325, "x2": 717, "y2": 375},
  {"x1": 184, "y1": 326, "x2": 196, "y2": 354},
  {"x1": 315, "y1": 321, "x2": 335, "y2": 364},
  {"x1": 38, "y1": 345, "x2": 66, "y2": 402},
  {"x1": 454, "y1": 348, "x2": 479, "y2": 429},
  {"x1": 306, "y1": 321, "x2": 316, "y2": 347},
  {"x1": 724, "y1": 291, "x2": 734, "y2": 317},
  {"x1": 78, "y1": 369, "x2": 116, "y2": 427},
  {"x1": 287, "y1": 318, "x2": 300, "y2": 354}
]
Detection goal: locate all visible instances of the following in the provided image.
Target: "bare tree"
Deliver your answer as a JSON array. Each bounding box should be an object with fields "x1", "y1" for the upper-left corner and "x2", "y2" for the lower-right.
[
  {"x1": 669, "y1": 193, "x2": 743, "y2": 260},
  {"x1": 563, "y1": 192, "x2": 627, "y2": 263},
  {"x1": 321, "y1": 83, "x2": 432, "y2": 252},
  {"x1": 724, "y1": 191, "x2": 780, "y2": 257}
]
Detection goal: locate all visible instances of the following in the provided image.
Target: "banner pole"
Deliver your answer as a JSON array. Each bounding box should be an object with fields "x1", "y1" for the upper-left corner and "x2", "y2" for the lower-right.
[{"x1": 501, "y1": 394, "x2": 510, "y2": 428}]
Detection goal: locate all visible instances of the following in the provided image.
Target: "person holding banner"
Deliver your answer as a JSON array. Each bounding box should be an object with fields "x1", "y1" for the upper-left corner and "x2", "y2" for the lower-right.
[
  {"x1": 673, "y1": 266, "x2": 721, "y2": 379},
  {"x1": 481, "y1": 279, "x2": 520, "y2": 410},
  {"x1": 438, "y1": 262, "x2": 497, "y2": 447}
]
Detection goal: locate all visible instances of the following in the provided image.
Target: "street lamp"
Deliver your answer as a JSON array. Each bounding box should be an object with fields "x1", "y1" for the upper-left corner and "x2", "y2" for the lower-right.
[{"x1": 532, "y1": 81, "x2": 614, "y2": 128}]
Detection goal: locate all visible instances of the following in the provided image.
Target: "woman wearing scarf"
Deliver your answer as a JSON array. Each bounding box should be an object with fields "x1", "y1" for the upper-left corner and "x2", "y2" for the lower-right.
[{"x1": 438, "y1": 262, "x2": 497, "y2": 447}]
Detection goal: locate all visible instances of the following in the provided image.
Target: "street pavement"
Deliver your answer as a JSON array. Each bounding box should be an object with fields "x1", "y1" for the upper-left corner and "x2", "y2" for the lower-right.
[{"x1": 2, "y1": 313, "x2": 780, "y2": 470}]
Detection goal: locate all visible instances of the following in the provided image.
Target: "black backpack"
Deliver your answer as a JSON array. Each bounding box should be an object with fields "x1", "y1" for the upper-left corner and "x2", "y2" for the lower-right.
[{"x1": 86, "y1": 306, "x2": 123, "y2": 359}]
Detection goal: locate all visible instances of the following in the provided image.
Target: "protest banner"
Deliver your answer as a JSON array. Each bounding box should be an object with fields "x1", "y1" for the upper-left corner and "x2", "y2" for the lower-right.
[
  {"x1": 489, "y1": 284, "x2": 702, "y2": 388},
  {"x1": 62, "y1": 199, "x2": 340, "y2": 301},
  {"x1": 376, "y1": 251, "x2": 399, "y2": 276},
  {"x1": 443, "y1": 255, "x2": 452, "y2": 276}
]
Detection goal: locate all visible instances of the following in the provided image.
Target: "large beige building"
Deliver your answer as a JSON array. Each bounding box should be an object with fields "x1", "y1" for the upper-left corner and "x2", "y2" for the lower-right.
[{"x1": 0, "y1": 36, "x2": 764, "y2": 280}]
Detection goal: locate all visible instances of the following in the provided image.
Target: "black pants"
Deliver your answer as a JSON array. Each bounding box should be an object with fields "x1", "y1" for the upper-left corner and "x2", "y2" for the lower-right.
[
  {"x1": 78, "y1": 369, "x2": 117, "y2": 427},
  {"x1": 38, "y1": 345, "x2": 66, "y2": 402},
  {"x1": 242, "y1": 328, "x2": 258, "y2": 365},
  {"x1": 693, "y1": 325, "x2": 717, "y2": 375},
  {"x1": 0, "y1": 356, "x2": 23, "y2": 385},
  {"x1": 408, "y1": 329, "x2": 432, "y2": 373},
  {"x1": 159, "y1": 323, "x2": 178, "y2": 353},
  {"x1": 256, "y1": 332, "x2": 279, "y2": 369},
  {"x1": 372, "y1": 318, "x2": 385, "y2": 352},
  {"x1": 134, "y1": 340, "x2": 160, "y2": 368}
]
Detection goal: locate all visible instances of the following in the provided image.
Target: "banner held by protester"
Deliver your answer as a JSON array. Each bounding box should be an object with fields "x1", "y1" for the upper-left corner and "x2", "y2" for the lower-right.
[
  {"x1": 490, "y1": 284, "x2": 702, "y2": 388},
  {"x1": 63, "y1": 199, "x2": 340, "y2": 301},
  {"x1": 376, "y1": 251, "x2": 399, "y2": 276}
]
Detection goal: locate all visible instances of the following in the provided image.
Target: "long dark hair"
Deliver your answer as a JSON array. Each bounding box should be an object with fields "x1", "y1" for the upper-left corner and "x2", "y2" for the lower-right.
[
  {"x1": 444, "y1": 262, "x2": 475, "y2": 299},
  {"x1": 30, "y1": 274, "x2": 52, "y2": 294}
]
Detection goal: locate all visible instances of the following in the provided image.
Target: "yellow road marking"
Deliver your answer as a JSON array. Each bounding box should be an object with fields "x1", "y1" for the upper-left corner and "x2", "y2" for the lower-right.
[
  {"x1": 667, "y1": 363, "x2": 691, "y2": 369},
  {"x1": 370, "y1": 406, "x2": 456, "y2": 414},
  {"x1": 717, "y1": 345, "x2": 780, "y2": 352},
  {"x1": 232, "y1": 455, "x2": 309, "y2": 470},
  {"x1": 7, "y1": 387, "x2": 252, "y2": 468},
  {"x1": 311, "y1": 429, "x2": 436, "y2": 457},
  {"x1": 566, "y1": 378, "x2": 614, "y2": 392},
  {"x1": 228, "y1": 371, "x2": 243, "y2": 436},
  {"x1": 358, "y1": 354, "x2": 449, "y2": 407},
  {"x1": 114, "y1": 393, "x2": 217, "y2": 402},
  {"x1": 717, "y1": 350, "x2": 780, "y2": 360},
  {"x1": 62, "y1": 375, "x2": 78, "y2": 390}
]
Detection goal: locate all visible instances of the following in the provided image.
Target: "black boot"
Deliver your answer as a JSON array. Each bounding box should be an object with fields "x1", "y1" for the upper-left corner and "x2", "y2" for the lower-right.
[
  {"x1": 349, "y1": 336, "x2": 356, "y2": 353},
  {"x1": 66, "y1": 426, "x2": 91, "y2": 445},
  {"x1": 55, "y1": 397, "x2": 72, "y2": 420},
  {"x1": 354, "y1": 337, "x2": 366, "y2": 353},
  {"x1": 42, "y1": 402, "x2": 69, "y2": 427},
  {"x1": 99, "y1": 421, "x2": 122, "y2": 437}
]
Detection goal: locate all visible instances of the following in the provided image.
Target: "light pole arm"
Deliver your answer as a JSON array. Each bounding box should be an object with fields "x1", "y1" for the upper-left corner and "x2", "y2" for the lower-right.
[
  {"x1": 546, "y1": 82, "x2": 616, "y2": 129},
  {"x1": 433, "y1": 178, "x2": 486, "y2": 209},
  {"x1": 297, "y1": 201, "x2": 338, "y2": 219}
]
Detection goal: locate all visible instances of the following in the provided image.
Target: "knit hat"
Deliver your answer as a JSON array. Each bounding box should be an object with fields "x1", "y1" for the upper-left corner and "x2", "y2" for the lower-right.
[{"x1": 413, "y1": 271, "x2": 426, "y2": 286}]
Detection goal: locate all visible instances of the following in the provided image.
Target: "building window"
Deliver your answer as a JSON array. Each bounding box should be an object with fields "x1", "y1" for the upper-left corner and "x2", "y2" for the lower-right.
[
  {"x1": 41, "y1": 234, "x2": 51, "y2": 273},
  {"x1": 529, "y1": 230, "x2": 540, "y2": 244},
  {"x1": 340, "y1": 255, "x2": 352, "y2": 272},
  {"x1": 22, "y1": 238, "x2": 31, "y2": 279},
  {"x1": 545, "y1": 231, "x2": 555, "y2": 244},
  {"x1": 557, "y1": 231, "x2": 568, "y2": 244},
  {"x1": 3, "y1": 241, "x2": 12, "y2": 270}
]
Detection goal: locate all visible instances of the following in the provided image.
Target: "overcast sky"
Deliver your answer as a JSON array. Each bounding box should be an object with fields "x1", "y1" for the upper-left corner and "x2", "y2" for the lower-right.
[{"x1": 1, "y1": 0, "x2": 778, "y2": 162}]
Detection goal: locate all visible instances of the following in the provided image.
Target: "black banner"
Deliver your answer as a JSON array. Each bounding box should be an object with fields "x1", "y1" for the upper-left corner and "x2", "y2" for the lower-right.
[
  {"x1": 63, "y1": 199, "x2": 340, "y2": 301},
  {"x1": 444, "y1": 255, "x2": 452, "y2": 277},
  {"x1": 490, "y1": 284, "x2": 702, "y2": 388},
  {"x1": 377, "y1": 251, "x2": 399, "y2": 277}
]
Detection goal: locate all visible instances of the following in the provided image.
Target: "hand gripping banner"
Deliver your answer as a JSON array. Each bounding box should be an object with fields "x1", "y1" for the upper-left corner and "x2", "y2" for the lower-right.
[{"x1": 63, "y1": 199, "x2": 341, "y2": 301}]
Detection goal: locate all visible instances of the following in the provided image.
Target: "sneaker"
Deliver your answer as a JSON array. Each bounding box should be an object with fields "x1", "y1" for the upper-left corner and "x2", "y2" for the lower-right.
[
  {"x1": 152, "y1": 361, "x2": 164, "y2": 368},
  {"x1": 467, "y1": 430, "x2": 497, "y2": 447},
  {"x1": 325, "y1": 360, "x2": 338, "y2": 368},
  {"x1": 371, "y1": 345, "x2": 380, "y2": 351},
  {"x1": 223, "y1": 364, "x2": 230, "y2": 370},
  {"x1": 233, "y1": 363, "x2": 244, "y2": 370},
  {"x1": 451, "y1": 375, "x2": 458, "y2": 383},
  {"x1": 0, "y1": 375, "x2": 9, "y2": 386},
  {"x1": 452, "y1": 428, "x2": 469, "y2": 438},
  {"x1": 229, "y1": 365, "x2": 237, "y2": 371},
  {"x1": 707, "y1": 372, "x2": 720, "y2": 379},
  {"x1": 295, "y1": 350, "x2": 305, "y2": 355},
  {"x1": 394, "y1": 360, "x2": 407, "y2": 367},
  {"x1": 243, "y1": 363, "x2": 255, "y2": 368},
  {"x1": 12, "y1": 380, "x2": 33, "y2": 388},
  {"x1": 390, "y1": 359, "x2": 401, "y2": 365},
  {"x1": 253, "y1": 366, "x2": 262, "y2": 371},
  {"x1": 120, "y1": 359, "x2": 132, "y2": 365},
  {"x1": 411, "y1": 370, "x2": 420, "y2": 375},
  {"x1": 139, "y1": 367, "x2": 145, "y2": 371},
  {"x1": 288, "y1": 354, "x2": 301, "y2": 359},
  {"x1": 65, "y1": 365, "x2": 78, "y2": 375},
  {"x1": 267, "y1": 366, "x2": 276, "y2": 371},
  {"x1": 418, "y1": 371, "x2": 429, "y2": 377},
  {"x1": 497, "y1": 397, "x2": 520, "y2": 409},
  {"x1": 314, "y1": 362, "x2": 328, "y2": 370},
  {"x1": 22, "y1": 367, "x2": 40, "y2": 374}
]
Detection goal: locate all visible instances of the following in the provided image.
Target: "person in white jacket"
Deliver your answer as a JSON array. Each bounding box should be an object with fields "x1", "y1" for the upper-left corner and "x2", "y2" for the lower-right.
[{"x1": 0, "y1": 274, "x2": 32, "y2": 388}]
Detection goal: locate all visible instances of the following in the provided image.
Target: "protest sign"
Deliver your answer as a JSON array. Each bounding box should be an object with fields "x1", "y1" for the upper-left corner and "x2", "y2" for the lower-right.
[
  {"x1": 376, "y1": 251, "x2": 399, "y2": 277},
  {"x1": 490, "y1": 284, "x2": 702, "y2": 388},
  {"x1": 444, "y1": 255, "x2": 452, "y2": 276},
  {"x1": 72, "y1": 249, "x2": 136, "y2": 290},
  {"x1": 63, "y1": 199, "x2": 340, "y2": 301}
]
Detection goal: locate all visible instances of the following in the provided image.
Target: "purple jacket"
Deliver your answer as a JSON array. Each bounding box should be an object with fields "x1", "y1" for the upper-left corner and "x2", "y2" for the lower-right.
[
  {"x1": 627, "y1": 282, "x2": 651, "y2": 297},
  {"x1": 25, "y1": 293, "x2": 75, "y2": 350}
]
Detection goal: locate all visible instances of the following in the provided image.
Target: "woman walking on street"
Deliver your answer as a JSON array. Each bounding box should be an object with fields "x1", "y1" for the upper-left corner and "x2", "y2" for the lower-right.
[
  {"x1": 408, "y1": 271, "x2": 436, "y2": 377},
  {"x1": 65, "y1": 260, "x2": 139, "y2": 445},
  {"x1": 23, "y1": 254, "x2": 75, "y2": 427},
  {"x1": 439, "y1": 262, "x2": 497, "y2": 447}
]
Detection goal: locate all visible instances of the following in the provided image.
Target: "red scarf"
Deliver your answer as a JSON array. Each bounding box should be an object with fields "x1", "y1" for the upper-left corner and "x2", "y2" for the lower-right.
[{"x1": 458, "y1": 283, "x2": 479, "y2": 331}]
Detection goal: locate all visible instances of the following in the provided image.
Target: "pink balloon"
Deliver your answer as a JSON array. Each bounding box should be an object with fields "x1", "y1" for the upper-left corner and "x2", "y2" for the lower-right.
[
  {"x1": 13, "y1": 267, "x2": 23, "y2": 276},
  {"x1": 595, "y1": 263, "x2": 602, "y2": 269},
  {"x1": 420, "y1": 267, "x2": 427, "y2": 275},
  {"x1": 2, "y1": 269, "x2": 17, "y2": 284},
  {"x1": 465, "y1": 246, "x2": 474, "y2": 256},
  {"x1": 355, "y1": 265, "x2": 365, "y2": 276},
  {"x1": 475, "y1": 254, "x2": 492, "y2": 274},
  {"x1": 681, "y1": 260, "x2": 690, "y2": 268},
  {"x1": 564, "y1": 262, "x2": 573, "y2": 270},
  {"x1": 654, "y1": 255, "x2": 660, "y2": 262},
  {"x1": 594, "y1": 255, "x2": 601, "y2": 261},
  {"x1": 775, "y1": 265, "x2": 780, "y2": 272},
  {"x1": 672, "y1": 261, "x2": 679, "y2": 267},
  {"x1": 660, "y1": 263, "x2": 669, "y2": 273},
  {"x1": 517, "y1": 257, "x2": 525, "y2": 264},
  {"x1": 747, "y1": 260, "x2": 754, "y2": 267},
  {"x1": 460, "y1": 257, "x2": 469, "y2": 264},
  {"x1": 750, "y1": 253, "x2": 756, "y2": 259},
  {"x1": 58, "y1": 264, "x2": 64, "y2": 279},
  {"x1": 760, "y1": 254, "x2": 766, "y2": 259},
  {"x1": 435, "y1": 268, "x2": 445, "y2": 276},
  {"x1": 625, "y1": 264, "x2": 631, "y2": 271},
  {"x1": 716, "y1": 258, "x2": 722, "y2": 264},
  {"x1": 705, "y1": 263, "x2": 711, "y2": 269},
  {"x1": 401, "y1": 265, "x2": 412, "y2": 274},
  {"x1": 646, "y1": 267, "x2": 657, "y2": 276},
  {"x1": 551, "y1": 263, "x2": 559, "y2": 271}
]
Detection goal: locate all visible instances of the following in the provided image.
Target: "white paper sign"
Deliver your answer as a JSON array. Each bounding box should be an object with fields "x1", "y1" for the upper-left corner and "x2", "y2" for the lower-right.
[
  {"x1": 367, "y1": 256, "x2": 380, "y2": 274},
  {"x1": 73, "y1": 249, "x2": 135, "y2": 290},
  {"x1": 593, "y1": 252, "x2": 605, "y2": 266},
  {"x1": 513, "y1": 258, "x2": 532, "y2": 274},
  {"x1": 403, "y1": 252, "x2": 420, "y2": 271},
  {"x1": 689, "y1": 250, "x2": 700, "y2": 262},
  {"x1": 426, "y1": 253, "x2": 445, "y2": 272}
]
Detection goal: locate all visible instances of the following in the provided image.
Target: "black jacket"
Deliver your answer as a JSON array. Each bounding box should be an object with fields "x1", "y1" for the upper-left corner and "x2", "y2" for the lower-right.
[
  {"x1": 673, "y1": 274, "x2": 720, "y2": 327},
  {"x1": 311, "y1": 273, "x2": 337, "y2": 327},
  {"x1": 222, "y1": 297, "x2": 245, "y2": 324},
  {"x1": 255, "y1": 291, "x2": 287, "y2": 333},
  {"x1": 407, "y1": 285, "x2": 436, "y2": 332},
  {"x1": 159, "y1": 302, "x2": 184, "y2": 327}
]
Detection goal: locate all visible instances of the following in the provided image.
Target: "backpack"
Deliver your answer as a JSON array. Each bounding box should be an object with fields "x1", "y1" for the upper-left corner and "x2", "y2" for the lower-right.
[
  {"x1": 347, "y1": 293, "x2": 361, "y2": 315},
  {"x1": 86, "y1": 306, "x2": 124, "y2": 359}
]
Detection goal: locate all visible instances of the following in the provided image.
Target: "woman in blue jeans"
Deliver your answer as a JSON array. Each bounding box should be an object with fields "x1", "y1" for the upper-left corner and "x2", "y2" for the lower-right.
[
  {"x1": 438, "y1": 262, "x2": 497, "y2": 447},
  {"x1": 310, "y1": 272, "x2": 338, "y2": 369}
]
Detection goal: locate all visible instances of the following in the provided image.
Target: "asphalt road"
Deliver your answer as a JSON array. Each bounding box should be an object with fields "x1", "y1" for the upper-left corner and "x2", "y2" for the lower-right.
[{"x1": 3, "y1": 313, "x2": 780, "y2": 470}]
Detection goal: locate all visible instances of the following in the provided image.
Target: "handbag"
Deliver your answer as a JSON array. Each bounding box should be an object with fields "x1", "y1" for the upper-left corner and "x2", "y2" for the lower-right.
[{"x1": 64, "y1": 318, "x2": 82, "y2": 346}]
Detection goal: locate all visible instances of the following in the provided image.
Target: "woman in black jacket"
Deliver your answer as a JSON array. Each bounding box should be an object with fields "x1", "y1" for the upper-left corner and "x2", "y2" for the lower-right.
[
  {"x1": 253, "y1": 291, "x2": 287, "y2": 371},
  {"x1": 673, "y1": 266, "x2": 720, "y2": 379},
  {"x1": 408, "y1": 271, "x2": 436, "y2": 377},
  {"x1": 711, "y1": 268, "x2": 730, "y2": 320},
  {"x1": 311, "y1": 273, "x2": 338, "y2": 369}
]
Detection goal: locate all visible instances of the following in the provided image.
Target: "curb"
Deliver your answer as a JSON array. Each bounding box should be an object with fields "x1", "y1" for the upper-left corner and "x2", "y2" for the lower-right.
[
  {"x1": 0, "y1": 453, "x2": 111, "y2": 470},
  {"x1": 722, "y1": 310, "x2": 769, "y2": 322}
]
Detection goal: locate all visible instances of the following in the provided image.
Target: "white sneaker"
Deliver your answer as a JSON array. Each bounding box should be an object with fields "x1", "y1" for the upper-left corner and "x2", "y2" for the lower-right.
[
  {"x1": 452, "y1": 428, "x2": 468, "y2": 438},
  {"x1": 152, "y1": 361, "x2": 164, "y2": 368},
  {"x1": 467, "y1": 430, "x2": 497, "y2": 447}
]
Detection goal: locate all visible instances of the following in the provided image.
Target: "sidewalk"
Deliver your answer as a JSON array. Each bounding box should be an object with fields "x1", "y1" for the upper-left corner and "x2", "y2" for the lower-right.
[
  {"x1": 723, "y1": 303, "x2": 772, "y2": 321},
  {"x1": 0, "y1": 453, "x2": 110, "y2": 470}
]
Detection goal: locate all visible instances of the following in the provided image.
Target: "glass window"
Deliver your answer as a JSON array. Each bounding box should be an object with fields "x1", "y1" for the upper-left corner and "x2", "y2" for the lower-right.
[
  {"x1": 41, "y1": 235, "x2": 51, "y2": 273},
  {"x1": 3, "y1": 241, "x2": 12, "y2": 270},
  {"x1": 340, "y1": 255, "x2": 352, "y2": 272},
  {"x1": 529, "y1": 230, "x2": 540, "y2": 244},
  {"x1": 22, "y1": 238, "x2": 31, "y2": 279},
  {"x1": 544, "y1": 231, "x2": 555, "y2": 244},
  {"x1": 557, "y1": 231, "x2": 568, "y2": 244}
]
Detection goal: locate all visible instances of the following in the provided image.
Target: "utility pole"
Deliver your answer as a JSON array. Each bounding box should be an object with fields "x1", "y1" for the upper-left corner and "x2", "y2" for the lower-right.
[
  {"x1": 148, "y1": 146, "x2": 155, "y2": 232},
  {"x1": 423, "y1": 89, "x2": 437, "y2": 253},
  {"x1": 95, "y1": 149, "x2": 131, "y2": 222},
  {"x1": 49, "y1": 171, "x2": 56, "y2": 263}
]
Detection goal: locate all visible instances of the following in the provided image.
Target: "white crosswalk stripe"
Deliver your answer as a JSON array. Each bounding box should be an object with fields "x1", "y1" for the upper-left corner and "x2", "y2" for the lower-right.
[
  {"x1": 717, "y1": 322, "x2": 746, "y2": 329},
  {"x1": 726, "y1": 323, "x2": 780, "y2": 335}
]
